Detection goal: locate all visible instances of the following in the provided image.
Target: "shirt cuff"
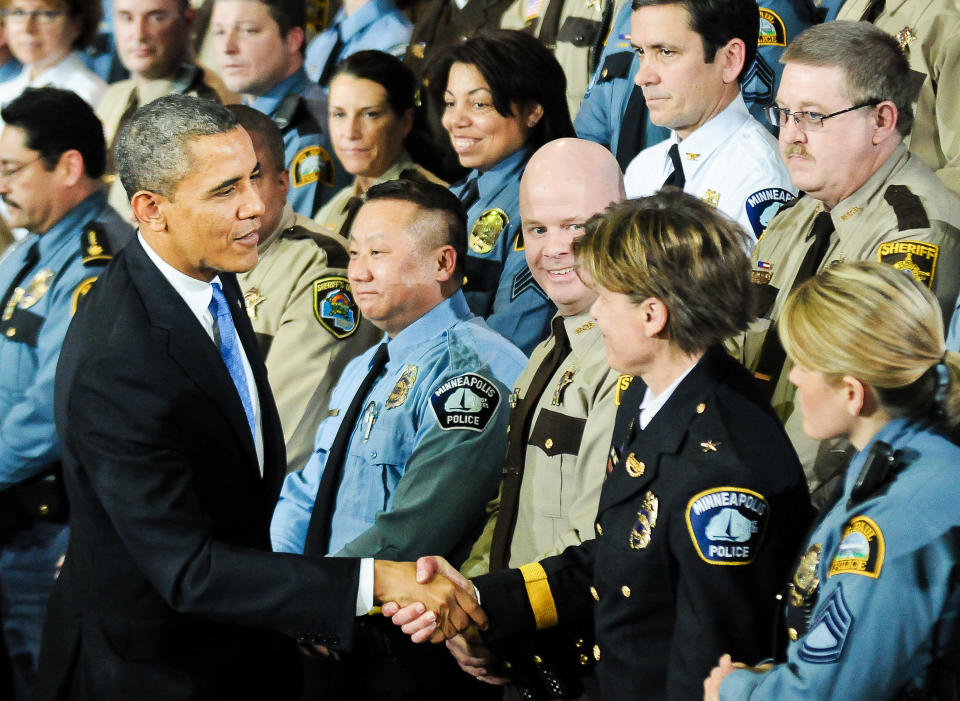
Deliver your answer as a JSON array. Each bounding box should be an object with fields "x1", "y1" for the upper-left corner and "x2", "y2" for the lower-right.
[{"x1": 355, "y1": 557, "x2": 374, "y2": 616}]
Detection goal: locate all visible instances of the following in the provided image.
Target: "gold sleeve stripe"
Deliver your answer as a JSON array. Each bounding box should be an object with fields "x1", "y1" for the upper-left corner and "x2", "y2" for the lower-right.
[{"x1": 519, "y1": 562, "x2": 558, "y2": 629}]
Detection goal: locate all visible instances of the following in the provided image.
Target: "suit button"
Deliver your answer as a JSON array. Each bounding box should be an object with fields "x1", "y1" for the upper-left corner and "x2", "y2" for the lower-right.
[
  {"x1": 601, "y1": 68, "x2": 608, "y2": 79},
  {"x1": 295, "y1": 633, "x2": 307, "y2": 643},
  {"x1": 595, "y1": 522, "x2": 603, "y2": 535},
  {"x1": 593, "y1": 644, "x2": 601, "y2": 661},
  {"x1": 544, "y1": 438, "x2": 553, "y2": 449},
  {"x1": 696, "y1": 402, "x2": 706, "y2": 414},
  {"x1": 621, "y1": 585, "x2": 631, "y2": 598},
  {"x1": 329, "y1": 636, "x2": 340, "y2": 646},
  {"x1": 370, "y1": 451, "x2": 377, "y2": 459},
  {"x1": 533, "y1": 655, "x2": 542, "y2": 665},
  {"x1": 504, "y1": 661, "x2": 513, "y2": 670},
  {"x1": 579, "y1": 653, "x2": 590, "y2": 665},
  {"x1": 6, "y1": 328, "x2": 15, "y2": 337},
  {"x1": 788, "y1": 628, "x2": 798, "y2": 641},
  {"x1": 38, "y1": 504, "x2": 50, "y2": 515},
  {"x1": 590, "y1": 586, "x2": 599, "y2": 601}
]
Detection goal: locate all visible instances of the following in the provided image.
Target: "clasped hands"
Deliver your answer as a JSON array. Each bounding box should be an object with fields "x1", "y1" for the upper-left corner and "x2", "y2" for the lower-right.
[{"x1": 377, "y1": 556, "x2": 510, "y2": 685}]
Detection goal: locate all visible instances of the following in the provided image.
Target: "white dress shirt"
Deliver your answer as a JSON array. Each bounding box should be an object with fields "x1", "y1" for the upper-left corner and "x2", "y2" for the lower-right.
[
  {"x1": 0, "y1": 51, "x2": 106, "y2": 111},
  {"x1": 624, "y1": 94, "x2": 796, "y2": 244}
]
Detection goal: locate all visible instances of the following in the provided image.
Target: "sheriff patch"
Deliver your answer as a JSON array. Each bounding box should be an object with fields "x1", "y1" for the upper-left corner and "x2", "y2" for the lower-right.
[
  {"x1": 877, "y1": 240, "x2": 938, "y2": 288},
  {"x1": 313, "y1": 276, "x2": 359, "y2": 338},
  {"x1": 798, "y1": 584, "x2": 853, "y2": 664},
  {"x1": 758, "y1": 8, "x2": 786, "y2": 46},
  {"x1": 828, "y1": 516, "x2": 884, "y2": 579},
  {"x1": 746, "y1": 188, "x2": 794, "y2": 238},
  {"x1": 685, "y1": 487, "x2": 769, "y2": 565},
  {"x1": 291, "y1": 145, "x2": 334, "y2": 188},
  {"x1": 430, "y1": 373, "x2": 500, "y2": 432}
]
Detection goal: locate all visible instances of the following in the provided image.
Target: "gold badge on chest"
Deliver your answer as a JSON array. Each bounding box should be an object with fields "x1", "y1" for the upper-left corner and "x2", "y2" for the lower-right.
[
  {"x1": 790, "y1": 543, "x2": 822, "y2": 606},
  {"x1": 469, "y1": 208, "x2": 509, "y2": 254},
  {"x1": 628, "y1": 491, "x2": 659, "y2": 550},
  {"x1": 385, "y1": 365, "x2": 418, "y2": 409}
]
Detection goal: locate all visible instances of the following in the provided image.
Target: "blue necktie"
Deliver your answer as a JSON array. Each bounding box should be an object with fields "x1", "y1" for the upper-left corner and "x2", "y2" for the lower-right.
[{"x1": 209, "y1": 282, "x2": 255, "y2": 438}]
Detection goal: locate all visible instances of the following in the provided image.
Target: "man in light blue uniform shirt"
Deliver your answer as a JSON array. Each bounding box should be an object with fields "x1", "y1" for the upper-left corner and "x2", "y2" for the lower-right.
[
  {"x1": 450, "y1": 148, "x2": 557, "y2": 356},
  {"x1": 272, "y1": 177, "x2": 525, "y2": 698},
  {"x1": 305, "y1": 0, "x2": 411, "y2": 86},
  {"x1": 0, "y1": 88, "x2": 131, "y2": 700},
  {"x1": 575, "y1": 0, "x2": 820, "y2": 166},
  {"x1": 211, "y1": 0, "x2": 351, "y2": 217}
]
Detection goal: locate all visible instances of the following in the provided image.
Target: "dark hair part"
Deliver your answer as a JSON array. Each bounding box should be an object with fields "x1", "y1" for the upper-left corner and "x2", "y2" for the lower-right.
[
  {"x1": 1, "y1": 87, "x2": 105, "y2": 178},
  {"x1": 631, "y1": 0, "x2": 759, "y2": 83},
  {"x1": 782, "y1": 21, "x2": 915, "y2": 137},
  {"x1": 575, "y1": 189, "x2": 753, "y2": 354},
  {"x1": 116, "y1": 94, "x2": 239, "y2": 198},
  {"x1": 427, "y1": 29, "x2": 575, "y2": 155},
  {"x1": 226, "y1": 103, "x2": 285, "y2": 172},
  {"x1": 63, "y1": 0, "x2": 102, "y2": 50},
  {"x1": 363, "y1": 177, "x2": 467, "y2": 279}
]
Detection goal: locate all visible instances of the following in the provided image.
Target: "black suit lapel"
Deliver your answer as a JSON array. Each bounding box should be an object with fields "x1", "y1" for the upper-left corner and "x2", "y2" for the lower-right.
[
  {"x1": 125, "y1": 240, "x2": 261, "y2": 475},
  {"x1": 598, "y1": 347, "x2": 726, "y2": 513}
]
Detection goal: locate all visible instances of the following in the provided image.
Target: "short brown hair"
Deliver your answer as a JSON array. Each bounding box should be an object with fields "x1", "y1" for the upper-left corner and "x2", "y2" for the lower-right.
[
  {"x1": 575, "y1": 189, "x2": 753, "y2": 354},
  {"x1": 782, "y1": 21, "x2": 915, "y2": 137}
]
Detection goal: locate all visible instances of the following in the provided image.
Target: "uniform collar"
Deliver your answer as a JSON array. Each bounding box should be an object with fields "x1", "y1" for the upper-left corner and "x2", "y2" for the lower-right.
[
  {"x1": 475, "y1": 147, "x2": 528, "y2": 201},
  {"x1": 384, "y1": 289, "x2": 473, "y2": 364},
  {"x1": 351, "y1": 151, "x2": 417, "y2": 196},
  {"x1": 841, "y1": 416, "x2": 913, "y2": 499},
  {"x1": 335, "y1": 0, "x2": 395, "y2": 38},
  {"x1": 828, "y1": 141, "x2": 910, "y2": 226},
  {"x1": 35, "y1": 189, "x2": 107, "y2": 259},
  {"x1": 670, "y1": 93, "x2": 750, "y2": 179},
  {"x1": 17, "y1": 50, "x2": 86, "y2": 87},
  {"x1": 559, "y1": 310, "x2": 603, "y2": 357},
  {"x1": 249, "y1": 68, "x2": 307, "y2": 116}
]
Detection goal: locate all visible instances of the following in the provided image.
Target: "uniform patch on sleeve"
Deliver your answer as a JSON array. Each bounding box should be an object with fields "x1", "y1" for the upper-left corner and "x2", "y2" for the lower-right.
[
  {"x1": 313, "y1": 276, "x2": 359, "y2": 338},
  {"x1": 828, "y1": 516, "x2": 884, "y2": 578},
  {"x1": 798, "y1": 584, "x2": 853, "y2": 663},
  {"x1": 745, "y1": 188, "x2": 795, "y2": 238},
  {"x1": 685, "y1": 487, "x2": 769, "y2": 565},
  {"x1": 291, "y1": 145, "x2": 334, "y2": 188},
  {"x1": 71, "y1": 276, "x2": 98, "y2": 315},
  {"x1": 877, "y1": 240, "x2": 938, "y2": 288},
  {"x1": 758, "y1": 8, "x2": 786, "y2": 46},
  {"x1": 430, "y1": 373, "x2": 501, "y2": 432},
  {"x1": 614, "y1": 374, "x2": 633, "y2": 405}
]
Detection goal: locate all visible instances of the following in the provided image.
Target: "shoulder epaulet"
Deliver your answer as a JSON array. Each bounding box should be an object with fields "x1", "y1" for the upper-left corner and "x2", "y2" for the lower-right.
[
  {"x1": 171, "y1": 62, "x2": 201, "y2": 94},
  {"x1": 597, "y1": 51, "x2": 633, "y2": 82},
  {"x1": 884, "y1": 184, "x2": 930, "y2": 231},
  {"x1": 80, "y1": 222, "x2": 112, "y2": 266},
  {"x1": 287, "y1": 225, "x2": 349, "y2": 269}
]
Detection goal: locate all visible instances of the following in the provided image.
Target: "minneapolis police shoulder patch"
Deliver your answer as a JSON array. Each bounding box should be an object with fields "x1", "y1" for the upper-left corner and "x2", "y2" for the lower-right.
[
  {"x1": 685, "y1": 487, "x2": 769, "y2": 565},
  {"x1": 430, "y1": 373, "x2": 501, "y2": 432},
  {"x1": 745, "y1": 188, "x2": 795, "y2": 238}
]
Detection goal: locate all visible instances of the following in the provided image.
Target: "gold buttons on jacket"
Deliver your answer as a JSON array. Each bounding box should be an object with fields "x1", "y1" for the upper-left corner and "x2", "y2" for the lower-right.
[
  {"x1": 696, "y1": 403, "x2": 706, "y2": 414},
  {"x1": 593, "y1": 645, "x2": 601, "y2": 661},
  {"x1": 545, "y1": 438, "x2": 553, "y2": 450},
  {"x1": 621, "y1": 585, "x2": 631, "y2": 598},
  {"x1": 590, "y1": 586, "x2": 599, "y2": 601},
  {"x1": 595, "y1": 522, "x2": 603, "y2": 535},
  {"x1": 788, "y1": 628, "x2": 798, "y2": 641}
]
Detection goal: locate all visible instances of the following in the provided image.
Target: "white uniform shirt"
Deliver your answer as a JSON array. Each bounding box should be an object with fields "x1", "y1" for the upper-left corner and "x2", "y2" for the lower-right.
[
  {"x1": 0, "y1": 51, "x2": 106, "y2": 111},
  {"x1": 624, "y1": 94, "x2": 796, "y2": 243}
]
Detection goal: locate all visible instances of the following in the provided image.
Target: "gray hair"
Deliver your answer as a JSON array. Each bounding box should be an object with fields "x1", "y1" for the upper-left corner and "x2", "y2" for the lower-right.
[
  {"x1": 781, "y1": 21, "x2": 915, "y2": 137},
  {"x1": 116, "y1": 95, "x2": 240, "y2": 199}
]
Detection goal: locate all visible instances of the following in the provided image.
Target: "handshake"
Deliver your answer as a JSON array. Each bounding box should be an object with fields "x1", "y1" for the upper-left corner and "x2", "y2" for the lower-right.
[{"x1": 374, "y1": 556, "x2": 510, "y2": 685}]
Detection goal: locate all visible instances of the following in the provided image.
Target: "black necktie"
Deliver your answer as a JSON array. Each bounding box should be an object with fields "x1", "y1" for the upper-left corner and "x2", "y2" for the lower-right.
[
  {"x1": 317, "y1": 24, "x2": 344, "y2": 87},
  {"x1": 662, "y1": 143, "x2": 685, "y2": 189},
  {"x1": 616, "y1": 85, "x2": 647, "y2": 172},
  {"x1": 303, "y1": 342, "x2": 389, "y2": 555},
  {"x1": 339, "y1": 195, "x2": 364, "y2": 240},
  {"x1": 0, "y1": 241, "x2": 39, "y2": 321},
  {"x1": 753, "y1": 211, "x2": 835, "y2": 400},
  {"x1": 861, "y1": 0, "x2": 886, "y2": 22},
  {"x1": 489, "y1": 317, "x2": 572, "y2": 570},
  {"x1": 458, "y1": 176, "x2": 480, "y2": 215}
]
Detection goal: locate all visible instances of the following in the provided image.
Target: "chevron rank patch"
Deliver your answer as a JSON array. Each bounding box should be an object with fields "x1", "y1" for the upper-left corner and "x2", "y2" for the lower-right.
[
  {"x1": 685, "y1": 487, "x2": 769, "y2": 565},
  {"x1": 430, "y1": 373, "x2": 501, "y2": 432},
  {"x1": 877, "y1": 240, "x2": 938, "y2": 288},
  {"x1": 313, "y1": 276, "x2": 359, "y2": 338},
  {"x1": 798, "y1": 584, "x2": 853, "y2": 664},
  {"x1": 828, "y1": 516, "x2": 884, "y2": 579}
]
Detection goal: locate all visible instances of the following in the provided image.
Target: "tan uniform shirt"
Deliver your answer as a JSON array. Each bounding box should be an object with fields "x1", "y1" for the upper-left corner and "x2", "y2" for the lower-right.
[
  {"x1": 238, "y1": 204, "x2": 380, "y2": 473},
  {"x1": 461, "y1": 312, "x2": 619, "y2": 576},
  {"x1": 96, "y1": 63, "x2": 236, "y2": 221},
  {"x1": 500, "y1": 0, "x2": 627, "y2": 118},
  {"x1": 313, "y1": 153, "x2": 445, "y2": 238},
  {"x1": 838, "y1": 0, "x2": 960, "y2": 194},
  {"x1": 733, "y1": 143, "x2": 960, "y2": 504}
]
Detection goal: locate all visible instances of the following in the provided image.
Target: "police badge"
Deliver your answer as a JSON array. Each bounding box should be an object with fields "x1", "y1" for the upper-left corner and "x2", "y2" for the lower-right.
[{"x1": 470, "y1": 208, "x2": 509, "y2": 254}]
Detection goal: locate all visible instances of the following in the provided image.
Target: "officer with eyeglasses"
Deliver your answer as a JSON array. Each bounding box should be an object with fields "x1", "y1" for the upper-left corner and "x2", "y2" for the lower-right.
[{"x1": 729, "y1": 20, "x2": 960, "y2": 509}]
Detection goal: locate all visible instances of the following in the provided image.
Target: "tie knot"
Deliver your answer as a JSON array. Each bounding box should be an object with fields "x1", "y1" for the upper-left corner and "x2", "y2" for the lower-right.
[
  {"x1": 551, "y1": 316, "x2": 571, "y2": 354},
  {"x1": 209, "y1": 281, "x2": 229, "y2": 316},
  {"x1": 370, "y1": 342, "x2": 390, "y2": 371},
  {"x1": 807, "y1": 211, "x2": 835, "y2": 243}
]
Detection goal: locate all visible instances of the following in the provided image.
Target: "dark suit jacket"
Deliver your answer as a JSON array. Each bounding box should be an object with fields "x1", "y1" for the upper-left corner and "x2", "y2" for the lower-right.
[
  {"x1": 35, "y1": 238, "x2": 361, "y2": 701},
  {"x1": 475, "y1": 346, "x2": 813, "y2": 701}
]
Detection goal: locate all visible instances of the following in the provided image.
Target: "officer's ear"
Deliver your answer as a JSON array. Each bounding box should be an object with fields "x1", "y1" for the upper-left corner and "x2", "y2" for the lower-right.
[
  {"x1": 871, "y1": 101, "x2": 899, "y2": 145},
  {"x1": 54, "y1": 149, "x2": 86, "y2": 188},
  {"x1": 434, "y1": 244, "x2": 457, "y2": 283},
  {"x1": 130, "y1": 190, "x2": 167, "y2": 232}
]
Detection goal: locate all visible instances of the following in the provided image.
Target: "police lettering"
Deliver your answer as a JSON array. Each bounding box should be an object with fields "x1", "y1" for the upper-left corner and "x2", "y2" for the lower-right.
[
  {"x1": 709, "y1": 544, "x2": 751, "y2": 558},
  {"x1": 433, "y1": 374, "x2": 497, "y2": 399},
  {"x1": 692, "y1": 491, "x2": 767, "y2": 516}
]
